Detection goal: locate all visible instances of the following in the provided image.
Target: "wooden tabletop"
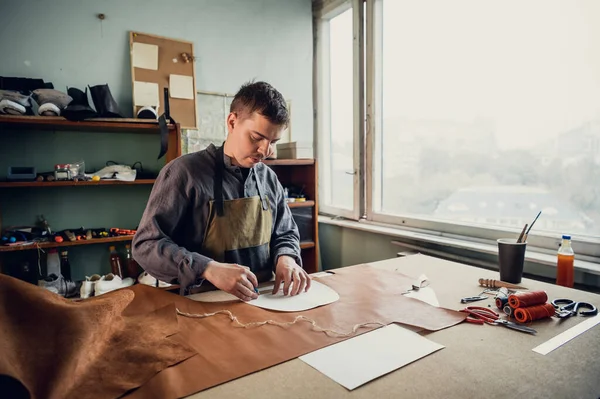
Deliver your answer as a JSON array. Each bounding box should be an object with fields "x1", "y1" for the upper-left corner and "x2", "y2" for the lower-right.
[{"x1": 185, "y1": 254, "x2": 600, "y2": 399}]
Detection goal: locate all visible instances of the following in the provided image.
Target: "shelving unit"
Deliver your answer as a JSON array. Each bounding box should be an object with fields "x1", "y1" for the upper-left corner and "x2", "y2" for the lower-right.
[
  {"x1": 287, "y1": 200, "x2": 315, "y2": 208},
  {"x1": 0, "y1": 235, "x2": 135, "y2": 253},
  {"x1": 264, "y1": 159, "x2": 319, "y2": 274},
  {"x1": 0, "y1": 180, "x2": 156, "y2": 188},
  {"x1": 0, "y1": 117, "x2": 319, "y2": 290},
  {"x1": 0, "y1": 115, "x2": 173, "y2": 134},
  {"x1": 0, "y1": 116, "x2": 181, "y2": 291}
]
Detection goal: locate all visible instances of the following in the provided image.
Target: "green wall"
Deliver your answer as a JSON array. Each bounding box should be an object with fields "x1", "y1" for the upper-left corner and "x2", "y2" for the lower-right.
[{"x1": 318, "y1": 223, "x2": 400, "y2": 270}]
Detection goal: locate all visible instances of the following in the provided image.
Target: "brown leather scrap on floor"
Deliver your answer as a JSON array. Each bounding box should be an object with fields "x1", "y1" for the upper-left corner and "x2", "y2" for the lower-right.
[
  {"x1": 123, "y1": 264, "x2": 467, "y2": 399},
  {"x1": 0, "y1": 274, "x2": 196, "y2": 399}
]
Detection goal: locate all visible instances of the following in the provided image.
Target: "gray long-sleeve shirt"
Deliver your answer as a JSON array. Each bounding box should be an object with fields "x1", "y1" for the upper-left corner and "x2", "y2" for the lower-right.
[{"x1": 132, "y1": 143, "x2": 302, "y2": 295}]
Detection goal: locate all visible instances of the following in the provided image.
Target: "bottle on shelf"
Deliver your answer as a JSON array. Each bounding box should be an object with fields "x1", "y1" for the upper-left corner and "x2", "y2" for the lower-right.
[
  {"x1": 109, "y1": 246, "x2": 123, "y2": 278},
  {"x1": 124, "y1": 244, "x2": 141, "y2": 279},
  {"x1": 556, "y1": 234, "x2": 574, "y2": 288},
  {"x1": 60, "y1": 250, "x2": 71, "y2": 280}
]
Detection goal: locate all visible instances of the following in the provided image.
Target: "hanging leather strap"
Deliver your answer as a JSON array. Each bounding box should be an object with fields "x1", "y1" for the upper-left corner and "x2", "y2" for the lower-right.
[{"x1": 157, "y1": 88, "x2": 175, "y2": 159}]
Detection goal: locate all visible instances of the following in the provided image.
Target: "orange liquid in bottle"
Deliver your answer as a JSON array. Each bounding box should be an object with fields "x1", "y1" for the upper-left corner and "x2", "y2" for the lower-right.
[{"x1": 556, "y1": 254, "x2": 574, "y2": 288}]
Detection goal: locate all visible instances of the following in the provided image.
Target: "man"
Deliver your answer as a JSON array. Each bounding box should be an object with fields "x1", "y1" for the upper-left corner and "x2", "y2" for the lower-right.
[{"x1": 132, "y1": 81, "x2": 311, "y2": 300}]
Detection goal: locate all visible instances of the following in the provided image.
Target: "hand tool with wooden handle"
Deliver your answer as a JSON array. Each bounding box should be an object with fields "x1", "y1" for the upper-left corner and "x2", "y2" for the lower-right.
[{"x1": 478, "y1": 278, "x2": 527, "y2": 290}]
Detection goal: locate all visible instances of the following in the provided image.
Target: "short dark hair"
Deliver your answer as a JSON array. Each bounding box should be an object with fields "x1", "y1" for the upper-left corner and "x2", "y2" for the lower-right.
[{"x1": 230, "y1": 81, "x2": 289, "y2": 127}]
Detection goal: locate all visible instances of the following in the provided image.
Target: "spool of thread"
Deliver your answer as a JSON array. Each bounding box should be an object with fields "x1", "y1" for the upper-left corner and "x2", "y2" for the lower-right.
[
  {"x1": 514, "y1": 303, "x2": 555, "y2": 323},
  {"x1": 508, "y1": 291, "x2": 548, "y2": 309},
  {"x1": 503, "y1": 305, "x2": 514, "y2": 317},
  {"x1": 495, "y1": 297, "x2": 508, "y2": 310}
]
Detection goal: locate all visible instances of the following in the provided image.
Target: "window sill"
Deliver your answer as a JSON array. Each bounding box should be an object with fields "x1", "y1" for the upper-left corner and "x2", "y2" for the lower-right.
[{"x1": 318, "y1": 215, "x2": 600, "y2": 276}]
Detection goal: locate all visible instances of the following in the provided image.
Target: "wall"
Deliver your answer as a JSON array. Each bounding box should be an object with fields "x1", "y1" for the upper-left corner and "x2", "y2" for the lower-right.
[
  {"x1": 0, "y1": 0, "x2": 313, "y2": 280},
  {"x1": 319, "y1": 223, "x2": 400, "y2": 269},
  {"x1": 0, "y1": 0, "x2": 313, "y2": 140}
]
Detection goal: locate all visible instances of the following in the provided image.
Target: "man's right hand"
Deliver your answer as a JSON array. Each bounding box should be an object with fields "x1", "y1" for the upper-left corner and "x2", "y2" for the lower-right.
[{"x1": 203, "y1": 261, "x2": 259, "y2": 301}]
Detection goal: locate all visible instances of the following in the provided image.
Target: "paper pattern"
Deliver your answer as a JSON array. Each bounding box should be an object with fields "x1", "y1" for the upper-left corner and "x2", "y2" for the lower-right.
[
  {"x1": 132, "y1": 42, "x2": 158, "y2": 70},
  {"x1": 299, "y1": 323, "x2": 445, "y2": 390},
  {"x1": 188, "y1": 280, "x2": 340, "y2": 312},
  {"x1": 169, "y1": 74, "x2": 195, "y2": 100},
  {"x1": 246, "y1": 281, "x2": 339, "y2": 312}
]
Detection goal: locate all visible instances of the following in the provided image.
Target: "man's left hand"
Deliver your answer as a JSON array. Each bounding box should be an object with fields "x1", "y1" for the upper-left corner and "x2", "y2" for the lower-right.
[{"x1": 272, "y1": 255, "x2": 311, "y2": 296}]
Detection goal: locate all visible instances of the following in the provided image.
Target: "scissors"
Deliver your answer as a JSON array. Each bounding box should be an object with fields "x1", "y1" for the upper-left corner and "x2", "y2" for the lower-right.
[
  {"x1": 460, "y1": 306, "x2": 537, "y2": 334},
  {"x1": 551, "y1": 298, "x2": 598, "y2": 319}
]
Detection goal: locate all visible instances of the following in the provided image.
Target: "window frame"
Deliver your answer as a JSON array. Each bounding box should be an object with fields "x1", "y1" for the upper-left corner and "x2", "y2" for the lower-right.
[
  {"x1": 320, "y1": 0, "x2": 600, "y2": 259},
  {"x1": 315, "y1": 0, "x2": 364, "y2": 220}
]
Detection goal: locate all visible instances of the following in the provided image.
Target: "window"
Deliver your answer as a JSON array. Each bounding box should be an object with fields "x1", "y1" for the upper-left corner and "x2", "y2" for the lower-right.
[
  {"x1": 317, "y1": 1, "x2": 362, "y2": 218},
  {"x1": 318, "y1": 0, "x2": 600, "y2": 256}
]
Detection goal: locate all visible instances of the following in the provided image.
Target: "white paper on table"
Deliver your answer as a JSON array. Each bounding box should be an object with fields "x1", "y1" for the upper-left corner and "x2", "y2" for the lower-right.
[
  {"x1": 188, "y1": 280, "x2": 339, "y2": 312},
  {"x1": 311, "y1": 271, "x2": 335, "y2": 278},
  {"x1": 134, "y1": 81, "x2": 159, "y2": 107},
  {"x1": 532, "y1": 315, "x2": 600, "y2": 355},
  {"x1": 404, "y1": 287, "x2": 440, "y2": 307},
  {"x1": 132, "y1": 42, "x2": 158, "y2": 70},
  {"x1": 169, "y1": 74, "x2": 195, "y2": 100},
  {"x1": 247, "y1": 280, "x2": 339, "y2": 312},
  {"x1": 299, "y1": 323, "x2": 445, "y2": 390}
]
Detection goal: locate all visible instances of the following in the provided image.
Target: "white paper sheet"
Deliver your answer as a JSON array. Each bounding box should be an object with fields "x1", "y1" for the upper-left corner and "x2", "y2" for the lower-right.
[
  {"x1": 311, "y1": 271, "x2": 335, "y2": 278},
  {"x1": 404, "y1": 287, "x2": 440, "y2": 307},
  {"x1": 532, "y1": 315, "x2": 600, "y2": 355},
  {"x1": 299, "y1": 324, "x2": 445, "y2": 390},
  {"x1": 134, "y1": 81, "x2": 159, "y2": 107},
  {"x1": 246, "y1": 280, "x2": 339, "y2": 312},
  {"x1": 132, "y1": 42, "x2": 158, "y2": 70},
  {"x1": 169, "y1": 74, "x2": 195, "y2": 100},
  {"x1": 188, "y1": 280, "x2": 339, "y2": 312}
]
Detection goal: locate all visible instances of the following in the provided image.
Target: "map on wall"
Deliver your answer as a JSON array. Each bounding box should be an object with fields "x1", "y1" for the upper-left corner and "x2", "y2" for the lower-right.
[
  {"x1": 182, "y1": 91, "x2": 232, "y2": 154},
  {"x1": 182, "y1": 90, "x2": 292, "y2": 155}
]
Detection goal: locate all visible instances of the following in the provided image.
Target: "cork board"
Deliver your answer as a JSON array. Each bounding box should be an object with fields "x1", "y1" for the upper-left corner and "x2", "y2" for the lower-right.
[{"x1": 129, "y1": 31, "x2": 198, "y2": 129}]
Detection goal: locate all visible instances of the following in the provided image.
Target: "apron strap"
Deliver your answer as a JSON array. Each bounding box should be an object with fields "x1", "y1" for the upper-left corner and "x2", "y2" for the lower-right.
[
  {"x1": 214, "y1": 145, "x2": 269, "y2": 214},
  {"x1": 253, "y1": 168, "x2": 269, "y2": 211},
  {"x1": 214, "y1": 145, "x2": 225, "y2": 216}
]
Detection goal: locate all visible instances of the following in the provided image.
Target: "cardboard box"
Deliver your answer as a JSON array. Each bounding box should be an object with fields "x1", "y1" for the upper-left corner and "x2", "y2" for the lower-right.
[{"x1": 276, "y1": 141, "x2": 313, "y2": 159}]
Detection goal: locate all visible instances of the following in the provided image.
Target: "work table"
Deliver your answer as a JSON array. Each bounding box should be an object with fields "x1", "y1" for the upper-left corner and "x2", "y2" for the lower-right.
[{"x1": 186, "y1": 254, "x2": 600, "y2": 399}]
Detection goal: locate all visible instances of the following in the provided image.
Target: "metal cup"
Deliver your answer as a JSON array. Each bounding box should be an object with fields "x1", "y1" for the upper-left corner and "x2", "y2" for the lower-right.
[{"x1": 497, "y1": 238, "x2": 526, "y2": 284}]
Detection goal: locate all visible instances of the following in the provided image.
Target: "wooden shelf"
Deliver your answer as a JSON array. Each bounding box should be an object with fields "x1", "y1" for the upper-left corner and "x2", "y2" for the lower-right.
[
  {"x1": 0, "y1": 235, "x2": 134, "y2": 252},
  {"x1": 263, "y1": 159, "x2": 315, "y2": 166},
  {"x1": 0, "y1": 115, "x2": 176, "y2": 134},
  {"x1": 0, "y1": 179, "x2": 156, "y2": 188},
  {"x1": 300, "y1": 241, "x2": 316, "y2": 249},
  {"x1": 287, "y1": 200, "x2": 315, "y2": 208}
]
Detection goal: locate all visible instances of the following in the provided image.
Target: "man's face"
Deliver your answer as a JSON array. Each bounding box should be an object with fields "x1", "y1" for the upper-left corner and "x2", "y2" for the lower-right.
[{"x1": 226, "y1": 111, "x2": 283, "y2": 168}]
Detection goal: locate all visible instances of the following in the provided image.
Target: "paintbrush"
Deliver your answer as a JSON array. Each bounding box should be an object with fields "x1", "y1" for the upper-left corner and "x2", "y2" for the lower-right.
[
  {"x1": 522, "y1": 211, "x2": 542, "y2": 243},
  {"x1": 517, "y1": 223, "x2": 528, "y2": 243}
]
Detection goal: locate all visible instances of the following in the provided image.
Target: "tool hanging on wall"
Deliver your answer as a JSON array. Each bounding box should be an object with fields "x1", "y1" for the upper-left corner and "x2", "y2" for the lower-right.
[{"x1": 157, "y1": 87, "x2": 176, "y2": 159}]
